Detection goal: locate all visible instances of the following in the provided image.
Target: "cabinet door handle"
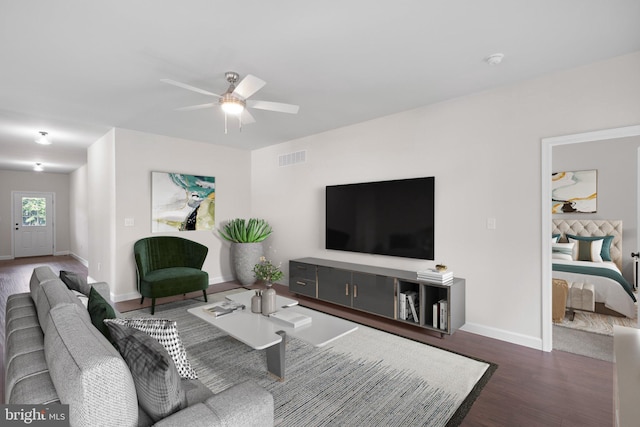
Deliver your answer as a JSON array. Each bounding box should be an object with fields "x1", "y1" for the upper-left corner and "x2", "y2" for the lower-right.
[
  {"x1": 345, "y1": 283, "x2": 349, "y2": 296},
  {"x1": 296, "y1": 281, "x2": 306, "y2": 286},
  {"x1": 354, "y1": 284, "x2": 357, "y2": 298}
]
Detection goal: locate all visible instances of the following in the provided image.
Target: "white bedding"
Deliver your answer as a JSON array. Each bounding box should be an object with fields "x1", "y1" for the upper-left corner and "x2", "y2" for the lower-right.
[{"x1": 552, "y1": 259, "x2": 637, "y2": 319}]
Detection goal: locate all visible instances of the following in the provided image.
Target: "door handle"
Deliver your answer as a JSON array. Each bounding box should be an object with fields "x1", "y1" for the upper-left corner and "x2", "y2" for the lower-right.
[
  {"x1": 345, "y1": 283, "x2": 349, "y2": 296},
  {"x1": 354, "y1": 284, "x2": 357, "y2": 298}
]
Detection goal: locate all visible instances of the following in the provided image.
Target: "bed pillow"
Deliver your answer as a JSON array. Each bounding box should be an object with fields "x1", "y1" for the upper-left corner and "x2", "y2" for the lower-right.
[
  {"x1": 568, "y1": 237, "x2": 603, "y2": 262},
  {"x1": 552, "y1": 234, "x2": 561, "y2": 243},
  {"x1": 565, "y1": 234, "x2": 614, "y2": 262},
  {"x1": 552, "y1": 242, "x2": 574, "y2": 260},
  {"x1": 105, "y1": 318, "x2": 197, "y2": 379}
]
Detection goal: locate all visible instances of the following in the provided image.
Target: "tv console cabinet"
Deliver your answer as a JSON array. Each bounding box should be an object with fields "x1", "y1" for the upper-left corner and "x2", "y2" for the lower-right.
[{"x1": 289, "y1": 257, "x2": 465, "y2": 336}]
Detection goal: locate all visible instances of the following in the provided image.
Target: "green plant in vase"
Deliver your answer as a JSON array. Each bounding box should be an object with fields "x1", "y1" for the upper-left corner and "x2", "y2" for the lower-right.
[
  {"x1": 219, "y1": 218, "x2": 274, "y2": 287},
  {"x1": 252, "y1": 256, "x2": 284, "y2": 286}
]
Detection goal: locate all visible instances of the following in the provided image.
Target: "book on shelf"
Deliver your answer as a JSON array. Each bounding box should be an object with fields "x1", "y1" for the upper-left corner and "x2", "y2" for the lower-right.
[
  {"x1": 269, "y1": 310, "x2": 312, "y2": 328},
  {"x1": 432, "y1": 302, "x2": 439, "y2": 328},
  {"x1": 399, "y1": 292, "x2": 407, "y2": 320},
  {"x1": 406, "y1": 291, "x2": 419, "y2": 324},
  {"x1": 203, "y1": 301, "x2": 245, "y2": 318},
  {"x1": 438, "y1": 299, "x2": 448, "y2": 331}
]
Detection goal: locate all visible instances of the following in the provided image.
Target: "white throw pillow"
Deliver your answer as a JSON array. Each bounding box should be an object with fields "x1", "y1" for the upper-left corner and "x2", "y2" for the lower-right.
[{"x1": 552, "y1": 242, "x2": 574, "y2": 261}]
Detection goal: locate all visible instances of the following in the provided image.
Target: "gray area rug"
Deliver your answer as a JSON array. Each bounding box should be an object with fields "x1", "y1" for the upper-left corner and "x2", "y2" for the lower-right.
[
  {"x1": 126, "y1": 293, "x2": 494, "y2": 426},
  {"x1": 553, "y1": 325, "x2": 613, "y2": 362}
]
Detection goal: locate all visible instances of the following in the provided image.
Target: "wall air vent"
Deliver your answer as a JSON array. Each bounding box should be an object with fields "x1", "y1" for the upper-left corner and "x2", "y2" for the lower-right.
[{"x1": 278, "y1": 150, "x2": 306, "y2": 167}]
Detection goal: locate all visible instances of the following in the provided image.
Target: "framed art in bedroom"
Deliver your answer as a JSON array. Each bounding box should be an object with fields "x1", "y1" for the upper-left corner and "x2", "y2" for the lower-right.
[{"x1": 551, "y1": 169, "x2": 597, "y2": 214}]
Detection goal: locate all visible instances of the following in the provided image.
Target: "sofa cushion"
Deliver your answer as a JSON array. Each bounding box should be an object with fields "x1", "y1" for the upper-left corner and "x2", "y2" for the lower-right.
[
  {"x1": 87, "y1": 287, "x2": 116, "y2": 340},
  {"x1": 35, "y1": 279, "x2": 87, "y2": 333},
  {"x1": 105, "y1": 318, "x2": 198, "y2": 379},
  {"x1": 5, "y1": 350, "x2": 59, "y2": 404},
  {"x1": 106, "y1": 322, "x2": 187, "y2": 423},
  {"x1": 29, "y1": 266, "x2": 58, "y2": 304},
  {"x1": 45, "y1": 303, "x2": 138, "y2": 427}
]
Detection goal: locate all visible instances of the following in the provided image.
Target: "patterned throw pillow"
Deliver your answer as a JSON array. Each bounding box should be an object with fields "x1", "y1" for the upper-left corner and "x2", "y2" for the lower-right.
[
  {"x1": 105, "y1": 318, "x2": 197, "y2": 379},
  {"x1": 105, "y1": 322, "x2": 187, "y2": 422},
  {"x1": 568, "y1": 237, "x2": 603, "y2": 262},
  {"x1": 552, "y1": 242, "x2": 574, "y2": 261},
  {"x1": 565, "y1": 234, "x2": 614, "y2": 262}
]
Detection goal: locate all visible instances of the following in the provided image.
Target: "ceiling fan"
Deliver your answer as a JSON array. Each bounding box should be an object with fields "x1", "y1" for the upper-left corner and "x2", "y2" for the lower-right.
[{"x1": 161, "y1": 71, "x2": 299, "y2": 133}]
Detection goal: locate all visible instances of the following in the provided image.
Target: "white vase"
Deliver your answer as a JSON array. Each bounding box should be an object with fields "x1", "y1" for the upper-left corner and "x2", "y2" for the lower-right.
[
  {"x1": 262, "y1": 286, "x2": 276, "y2": 315},
  {"x1": 231, "y1": 242, "x2": 263, "y2": 287}
]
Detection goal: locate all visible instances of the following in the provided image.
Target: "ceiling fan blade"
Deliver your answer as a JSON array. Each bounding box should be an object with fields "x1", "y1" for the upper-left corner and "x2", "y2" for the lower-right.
[
  {"x1": 160, "y1": 79, "x2": 221, "y2": 97},
  {"x1": 247, "y1": 100, "x2": 300, "y2": 114},
  {"x1": 175, "y1": 103, "x2": 217, "y2": 112},
  {"x1": 241, "y1": 109, "x2": 256, "y2": 124},
  {"x1": 233, "y1": 74, "x2": 266, "y2": 99}
]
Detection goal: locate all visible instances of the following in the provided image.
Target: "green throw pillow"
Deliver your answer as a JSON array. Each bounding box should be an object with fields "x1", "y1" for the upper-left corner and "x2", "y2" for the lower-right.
[{"x1": 88, "y1": 286, "x2": 116, "y2": 340}]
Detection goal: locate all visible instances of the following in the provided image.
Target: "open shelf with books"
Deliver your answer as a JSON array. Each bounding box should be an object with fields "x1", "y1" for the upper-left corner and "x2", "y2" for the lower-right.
[{"x1": 398, "y1": 281, "x2": 421, "y2": 325}]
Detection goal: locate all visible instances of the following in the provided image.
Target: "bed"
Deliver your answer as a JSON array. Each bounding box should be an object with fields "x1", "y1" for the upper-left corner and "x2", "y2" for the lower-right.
[{"x1": 552, "y1": 219, "x2": 637, "y2": 319}]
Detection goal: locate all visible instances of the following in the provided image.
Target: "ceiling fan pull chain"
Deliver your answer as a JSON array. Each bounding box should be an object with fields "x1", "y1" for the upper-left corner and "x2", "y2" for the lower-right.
[{"x1": 224, "y1": 113, "x2": 228, "y2": 134}]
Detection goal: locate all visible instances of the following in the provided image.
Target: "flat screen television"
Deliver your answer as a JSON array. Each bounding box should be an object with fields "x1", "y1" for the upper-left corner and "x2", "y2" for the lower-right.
[{"x1": 326, "y1": 177, "x2": 434, "y2": 260}]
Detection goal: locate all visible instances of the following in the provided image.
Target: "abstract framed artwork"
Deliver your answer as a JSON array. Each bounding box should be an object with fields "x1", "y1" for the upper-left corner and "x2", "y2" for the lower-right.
[
  {"x1": 552, "y1": 169, "x2": 597, "y2": 214},
  {"x1": 151, "y1": 172, "x2": 215, "y2": 232}
]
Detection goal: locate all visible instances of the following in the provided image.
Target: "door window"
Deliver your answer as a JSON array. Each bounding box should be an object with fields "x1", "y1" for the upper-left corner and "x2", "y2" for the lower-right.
[{"x1": 21, "y1": 197, "x2": 47, "y2": 226}]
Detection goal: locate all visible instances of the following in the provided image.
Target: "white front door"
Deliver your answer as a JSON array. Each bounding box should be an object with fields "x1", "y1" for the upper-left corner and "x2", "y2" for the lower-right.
[{"x1": 13, "y1": 192, "x2": 54, "y2": 258}]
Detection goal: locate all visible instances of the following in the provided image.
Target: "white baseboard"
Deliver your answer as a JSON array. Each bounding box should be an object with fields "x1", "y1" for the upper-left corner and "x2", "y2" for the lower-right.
[
  {"x1": 54, "y1": 250, "x2": 70, "y2": 256},
  {"x1": 0, "y1": 255, "x2": 14, "y2": 261},
  {"x1": 460, "y1": 322, "x2": 544, "y2": 351},
  {"x1": 70, "y1": 253, "x2": 89, "y2": 267}
]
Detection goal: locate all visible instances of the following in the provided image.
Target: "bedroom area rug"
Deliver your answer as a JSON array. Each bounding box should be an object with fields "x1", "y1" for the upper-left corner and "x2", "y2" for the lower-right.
[
  {"x1": 553, "y1": 311, "x2": 637, "y2": 361},
  {"x1": 124, "y1": 291, "x2": 495, "y2": 427}
]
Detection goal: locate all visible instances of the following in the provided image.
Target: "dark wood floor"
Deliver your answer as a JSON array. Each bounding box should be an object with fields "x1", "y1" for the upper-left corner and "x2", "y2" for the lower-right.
[{"x1": 1, "y1": 256, "x2": 614, "y2": 426}]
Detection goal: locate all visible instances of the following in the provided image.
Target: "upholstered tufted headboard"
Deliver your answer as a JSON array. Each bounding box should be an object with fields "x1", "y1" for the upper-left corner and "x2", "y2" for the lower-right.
[{"x1": 552, "y1": 219, "x2": 623, "y2": 270}]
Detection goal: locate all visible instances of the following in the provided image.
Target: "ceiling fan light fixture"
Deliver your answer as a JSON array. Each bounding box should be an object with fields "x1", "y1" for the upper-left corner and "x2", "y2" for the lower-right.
[
  {"x1": 33, "y1": 162, "x2": 43, "y2": 172},
  {"x1": 35, "y1": 131, "x2": 52, "y2": 145},
  {"x1": 220, "y1": 94, "x2": 245, "y2": 115}
]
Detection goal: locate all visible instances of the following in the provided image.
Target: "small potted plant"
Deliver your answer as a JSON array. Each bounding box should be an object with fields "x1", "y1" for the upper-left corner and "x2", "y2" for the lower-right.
[
  {"x1": 219, "y1": 218, "x2": 273, "y2": 287},
  {"x1": 252, "y1": 256, "x2": 284, "y2": 287}
]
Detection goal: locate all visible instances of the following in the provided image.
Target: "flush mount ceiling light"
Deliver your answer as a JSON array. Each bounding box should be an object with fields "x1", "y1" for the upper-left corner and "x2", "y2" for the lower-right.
[
  {"x1": 220, "y1": 92, "x2": 246, "y2": 115},
  {"x1": 33, "y1": 162, "x2": 43, "y2": 172},
  {"x1": 484, "y1": 53, "x2": 505, "y2": 65},
  {"x1": 35, "y1": 131, "x2": 52, "y2": 145}
]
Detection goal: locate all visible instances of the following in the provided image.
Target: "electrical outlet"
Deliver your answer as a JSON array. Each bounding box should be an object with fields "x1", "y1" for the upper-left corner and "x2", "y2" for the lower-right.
[{"x1": 487, "y1": 218, "x2": 497, "y2": 230}]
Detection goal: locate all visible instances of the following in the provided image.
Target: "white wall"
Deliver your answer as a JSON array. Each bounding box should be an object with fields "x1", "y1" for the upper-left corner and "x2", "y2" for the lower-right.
[
  {"x1": 251, "y1": 52, "x2": 640, "y2": 349},
  {"x1": 553, "y1": 135, "x2": 640, "y2": 280},
  {"x1": 69, "y1": 164, "x2": 89, "y2": 265},
  {"x1": 90, "y1": 128, "x2": 252, "y2": 301},
  {"x1": 0, "y1": 170, "x2": 71, "y2": 259}
]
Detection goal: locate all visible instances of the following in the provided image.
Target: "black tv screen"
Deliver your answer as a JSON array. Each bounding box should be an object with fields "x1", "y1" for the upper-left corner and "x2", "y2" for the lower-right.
[{"x1": 326, "y1": 177, "x2": 434, "y2": 260}]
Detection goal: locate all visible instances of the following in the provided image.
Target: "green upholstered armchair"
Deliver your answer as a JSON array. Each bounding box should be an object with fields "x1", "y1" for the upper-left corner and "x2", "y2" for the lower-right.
[{"x1": 134, "y1": 236, "x2": 209, "y2": 314}]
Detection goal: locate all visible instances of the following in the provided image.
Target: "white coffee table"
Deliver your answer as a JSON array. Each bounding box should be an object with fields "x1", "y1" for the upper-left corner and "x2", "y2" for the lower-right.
[{"x1": 187, "y1": 290, "x2": 358, "y2": 380}]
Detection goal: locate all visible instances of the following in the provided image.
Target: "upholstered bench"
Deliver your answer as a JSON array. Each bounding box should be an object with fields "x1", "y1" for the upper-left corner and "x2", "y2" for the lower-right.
[{"x1": 566, "y1": 282, "x2": 595, "y2": 320}]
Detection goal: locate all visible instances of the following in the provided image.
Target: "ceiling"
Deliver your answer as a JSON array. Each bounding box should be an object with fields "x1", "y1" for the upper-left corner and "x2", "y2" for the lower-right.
[{"x1": 1, "y1": 1, "x2": 639, "y2": 174}]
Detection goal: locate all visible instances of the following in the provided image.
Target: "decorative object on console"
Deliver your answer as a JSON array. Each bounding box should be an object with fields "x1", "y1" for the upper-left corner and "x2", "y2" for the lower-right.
[
  {"x1": 417, "y1": 268, "x2": 454, "y2": 283},
  {"x1": 151, "y1": 172, "x2": 216, "y2": 232},
  {"x1": 435, "y1": 264, "x2": 447, "y2": 272},
  {"x1": 552, "y1": 169, "x2": 597, "y2": 214},
  {"x1": 220, "y1": 218, "x2": 273, "y2": 286}
]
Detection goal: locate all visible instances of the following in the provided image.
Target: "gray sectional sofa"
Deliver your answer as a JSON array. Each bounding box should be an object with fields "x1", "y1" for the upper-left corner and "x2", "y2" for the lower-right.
[{"x1": 4, "y1": 266, "x2": 274, "y2": 427}]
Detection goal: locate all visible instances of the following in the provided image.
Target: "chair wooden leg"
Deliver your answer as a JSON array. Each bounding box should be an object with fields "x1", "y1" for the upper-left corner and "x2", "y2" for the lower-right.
[
  {"x1": 203, "y1": 290, "x2": 208, "y2": 302},
  {"x1": 151, "y1": 298, "x2": 156, "y2": 315},
  {"x1": 140, "y1": 296, "x2": 144, "y2": 304}
]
